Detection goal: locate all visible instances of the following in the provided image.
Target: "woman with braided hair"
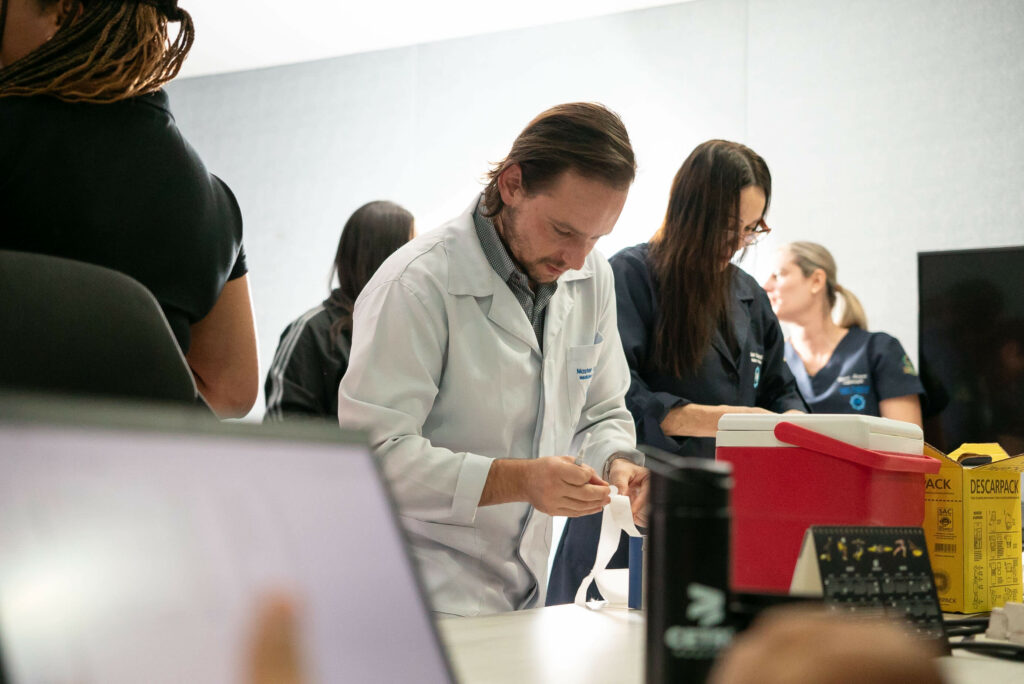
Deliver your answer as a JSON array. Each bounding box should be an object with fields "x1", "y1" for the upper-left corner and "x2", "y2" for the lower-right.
[
  {"x1": 0, "y1": 0, "x2": 193, "y2": 100},
  {"x1": 0, "y1": 0, "x2": 258, "y2": 418},
  {"x1": 763, "y1": 241, "x2": 924, "y2": 426}
]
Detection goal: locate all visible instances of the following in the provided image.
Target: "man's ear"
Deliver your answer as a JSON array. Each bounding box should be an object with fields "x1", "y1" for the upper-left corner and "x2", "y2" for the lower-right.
[{"x1": 497, "y1": 163, "x2": 524, "y2": 208}]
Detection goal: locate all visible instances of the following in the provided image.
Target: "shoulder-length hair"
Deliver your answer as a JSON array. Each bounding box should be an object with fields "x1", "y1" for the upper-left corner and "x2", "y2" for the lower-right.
[
  {"x1": 648, "y1": 140, "x2": 771, "y2": 378},
  {"x1": 326, "y1": 200, "x2": 414, "y2": 343}
]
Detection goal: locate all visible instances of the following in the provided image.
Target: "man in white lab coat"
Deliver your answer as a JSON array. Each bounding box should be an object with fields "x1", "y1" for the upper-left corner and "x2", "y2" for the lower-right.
[{"x1": 338, "y1": 103, "x2": 649, "y2": 616}]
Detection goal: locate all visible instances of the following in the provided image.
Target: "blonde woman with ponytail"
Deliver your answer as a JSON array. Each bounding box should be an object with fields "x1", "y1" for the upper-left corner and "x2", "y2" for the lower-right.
[
  {"x1": 763, "y1": 242, "x2": 924, "y2": 426},
  {"x1": 1, "y1": 0, "x2": 258, "y2": 418}
]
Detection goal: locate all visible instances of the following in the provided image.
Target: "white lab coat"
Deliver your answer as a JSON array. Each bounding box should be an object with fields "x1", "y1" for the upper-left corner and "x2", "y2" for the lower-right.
[{"x1": 338, "y1": 198, "x2": 638, "y2": 616}]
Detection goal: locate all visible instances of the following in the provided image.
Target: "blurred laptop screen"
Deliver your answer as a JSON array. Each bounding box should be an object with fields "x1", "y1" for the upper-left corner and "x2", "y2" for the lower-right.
[{"x1": 0, "y1": 398, "x2": 452, "y2": 684}]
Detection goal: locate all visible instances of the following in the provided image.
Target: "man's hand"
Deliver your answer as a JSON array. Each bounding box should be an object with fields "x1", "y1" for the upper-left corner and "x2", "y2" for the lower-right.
[
  {"x1": 480, "y1": 457, "x2": 612, "y2": 515},
  {"x1": 522, "y1": 456, "x2": 611, "y2": 517},
  {"x1": 608, "y1": 458, "x2": 650, "y2": 527}
]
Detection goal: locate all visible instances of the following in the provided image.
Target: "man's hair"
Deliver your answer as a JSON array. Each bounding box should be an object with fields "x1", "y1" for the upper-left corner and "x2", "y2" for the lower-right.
[
  {"x1": 482, "y1": 102, "x2": 636, "y2": 217},
  {"x1": 0, "y1": 0, "x2": 194, "y2": 103}
]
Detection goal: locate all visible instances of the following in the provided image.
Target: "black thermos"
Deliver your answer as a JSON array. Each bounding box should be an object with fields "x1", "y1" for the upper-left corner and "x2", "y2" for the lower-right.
[{"x1": 645, "y1": 454, "x2": 734, "y2": 684}]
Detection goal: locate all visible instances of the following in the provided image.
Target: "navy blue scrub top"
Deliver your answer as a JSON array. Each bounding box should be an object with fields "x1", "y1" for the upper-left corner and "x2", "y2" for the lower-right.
[
  {"x1": 784, "y1": 326, "x2": 925, "y2": 416},
  {"x1": 613, "y1": 243, "x2": 806, "y2": 460},
  {"x1": 546, "y1": 243, "x2": 806, "y2": 607}
]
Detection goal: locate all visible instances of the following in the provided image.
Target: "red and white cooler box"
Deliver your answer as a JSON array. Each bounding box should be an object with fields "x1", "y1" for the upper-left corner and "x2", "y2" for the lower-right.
[{"x1": 715, "y1": 414, "x2": 941, "y2": 592}]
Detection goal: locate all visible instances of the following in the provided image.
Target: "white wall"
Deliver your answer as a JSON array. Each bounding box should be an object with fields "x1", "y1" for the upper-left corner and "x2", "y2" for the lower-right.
[
  {"x1": 179, "y1": 1, "x2": 692, "y2": 78},
  {"x1": 167, "y1": 0, "x2": 1024, "y2": 420},
  {"x1": 744, "y1": 0, "x2": 1024, "y2": 351}
]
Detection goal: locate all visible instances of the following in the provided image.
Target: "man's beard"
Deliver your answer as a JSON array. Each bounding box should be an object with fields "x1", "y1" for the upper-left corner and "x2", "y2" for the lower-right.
[{"x1": 499, "y1": 207, "x2": 565, "y2": 285}]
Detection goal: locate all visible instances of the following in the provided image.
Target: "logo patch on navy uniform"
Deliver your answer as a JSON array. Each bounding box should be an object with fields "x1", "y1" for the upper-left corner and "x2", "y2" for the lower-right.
[{"x1": 750, "y1": 351, "x2": 763, "y2": 389}]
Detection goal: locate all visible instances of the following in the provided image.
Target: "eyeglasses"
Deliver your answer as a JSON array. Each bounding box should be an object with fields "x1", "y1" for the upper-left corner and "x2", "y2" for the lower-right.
[{"x1": 729, "y1": 219, "x2": 772, "y2": 247}]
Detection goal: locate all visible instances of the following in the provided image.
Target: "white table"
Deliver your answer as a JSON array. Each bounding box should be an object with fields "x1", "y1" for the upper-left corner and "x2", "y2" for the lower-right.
[
  {"x1": 438, "y1": 604, "x2": 1024, "y2": 684},
  {"x1": 438, "y1": 604, "x2": 642, "y2": 684}
]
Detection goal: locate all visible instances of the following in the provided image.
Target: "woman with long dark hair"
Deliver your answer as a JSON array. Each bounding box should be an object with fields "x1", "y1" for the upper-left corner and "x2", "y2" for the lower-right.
[
  {"x1": 264, "y1": 201, "x2": 414, "y2": 421},
  {"x1": 547, "y1": 139, "x2": 805, "y2": 604},
  {"x1": 1, "y1": 0, "x2": 258, "y2": 418}
]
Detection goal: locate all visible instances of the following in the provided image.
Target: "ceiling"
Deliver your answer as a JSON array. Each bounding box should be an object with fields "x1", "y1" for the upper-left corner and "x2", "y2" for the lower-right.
[{"x1": 179, "y1": 0, "x2": 690, "y2": 78}]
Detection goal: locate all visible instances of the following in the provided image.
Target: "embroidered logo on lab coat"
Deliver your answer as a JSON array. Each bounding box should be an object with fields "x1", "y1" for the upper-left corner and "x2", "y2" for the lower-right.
[{"x1": 576, "y1": 367, "x2": 593, "y2": 381}]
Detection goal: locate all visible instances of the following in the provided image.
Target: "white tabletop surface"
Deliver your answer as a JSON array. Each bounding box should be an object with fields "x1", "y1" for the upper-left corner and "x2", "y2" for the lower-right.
[
  {"x1": 438, "y1": 604, "x2": 643, "y2": 684},
  {"x1": 438, "y1": 604, "x2": 1023, "y2": 684}
]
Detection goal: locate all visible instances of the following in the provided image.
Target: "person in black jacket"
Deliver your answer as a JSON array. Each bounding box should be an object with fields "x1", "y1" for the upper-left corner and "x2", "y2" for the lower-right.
[
  {"x1": 547, "y1": 139, "x2": 805, "y2": 604},
  {"x1": 264, "y1": 201, "x2": 414, "y2": 422}
]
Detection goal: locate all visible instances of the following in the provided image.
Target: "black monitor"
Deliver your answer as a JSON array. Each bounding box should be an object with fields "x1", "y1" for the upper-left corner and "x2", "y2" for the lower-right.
[
  {"x1": 0, "y1": 394, "x2": 453, "y2": 684},
  {"x1": 918, "y1": 246, "x2": 1024, "y2": 453}
]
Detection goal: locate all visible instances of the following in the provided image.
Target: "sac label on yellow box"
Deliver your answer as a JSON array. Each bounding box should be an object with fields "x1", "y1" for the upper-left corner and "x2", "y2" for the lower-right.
[{"x1": 923, "y1": 443, "x2": 1023, "y2": 613}]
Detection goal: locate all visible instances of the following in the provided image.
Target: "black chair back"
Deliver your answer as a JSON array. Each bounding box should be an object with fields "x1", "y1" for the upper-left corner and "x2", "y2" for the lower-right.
[{"x1": 0, "y1": 250, "x2": 200, "y2": 406}]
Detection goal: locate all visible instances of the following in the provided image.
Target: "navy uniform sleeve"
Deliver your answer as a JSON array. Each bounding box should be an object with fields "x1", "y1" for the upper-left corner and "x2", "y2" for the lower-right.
[
  {"x1": 264, "y1": 313, "x2": 341, "y2": 421},
  {"x1": 752, "y1": 287, "x2": 808, "y2": 413},
  {"x1": 610, "y1": 250, "x2": 686, "y2": 450},
  {"x1": 871, "y1": 333, "x2": 925, "y2": 401}
]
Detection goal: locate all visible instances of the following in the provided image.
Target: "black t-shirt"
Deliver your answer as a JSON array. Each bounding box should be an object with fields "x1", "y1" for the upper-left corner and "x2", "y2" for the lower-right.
[{"x1": 0, "y1": 90, "x2": 246, "y2": 353}]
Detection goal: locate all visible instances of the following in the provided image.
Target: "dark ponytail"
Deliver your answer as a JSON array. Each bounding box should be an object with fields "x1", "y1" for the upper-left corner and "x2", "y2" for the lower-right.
[{"x1": 326, "y1": 201, "x2": 415, "y2": 344}]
